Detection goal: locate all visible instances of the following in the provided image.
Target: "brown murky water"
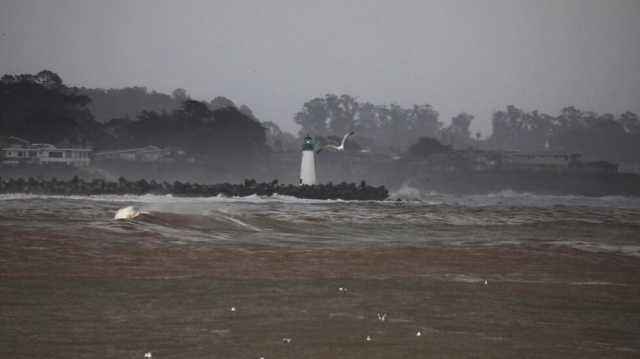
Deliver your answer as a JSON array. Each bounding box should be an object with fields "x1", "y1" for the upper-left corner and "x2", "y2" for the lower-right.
[{"x1": 1, "y1": 194, "x2": 640, "y2": 358}]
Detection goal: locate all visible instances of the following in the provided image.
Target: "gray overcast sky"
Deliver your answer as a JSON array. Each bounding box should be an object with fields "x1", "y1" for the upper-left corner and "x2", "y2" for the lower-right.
[{"x1": 1, "y1": 0, "x2": 639, "y2": 135}]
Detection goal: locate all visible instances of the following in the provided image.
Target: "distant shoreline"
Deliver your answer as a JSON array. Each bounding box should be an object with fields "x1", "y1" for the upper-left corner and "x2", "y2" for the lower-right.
[{"x1": 2, "y1": 162, "x2": 640, "y2": 197}]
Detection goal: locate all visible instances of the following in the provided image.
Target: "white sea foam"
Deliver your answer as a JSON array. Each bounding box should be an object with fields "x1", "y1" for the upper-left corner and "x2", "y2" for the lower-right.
[
  {"x1": 220, "y1": 215, "x2": 261, "y2": 231},
  {"x1": 388, "y1": 184, "x2": 424, "y2": 201},
  {"x1": 114, "y1": 206, "x2": 143, "y2": 220},
  {"x1": 445, "y1": 274, "x2": 487, "y2": 283},
  {"x1": 3, "y1": 190, "x2": 640, "y2": 209}
]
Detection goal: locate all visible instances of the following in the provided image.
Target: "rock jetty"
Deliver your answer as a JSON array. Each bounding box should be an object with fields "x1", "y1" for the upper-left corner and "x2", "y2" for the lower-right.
[{"x1": 0, "y1": 177, "x2": 389, "y2": 201}]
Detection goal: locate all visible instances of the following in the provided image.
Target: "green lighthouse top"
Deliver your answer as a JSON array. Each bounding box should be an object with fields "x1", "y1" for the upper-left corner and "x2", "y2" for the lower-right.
[{"x1": 302, "y1": 135, "x2": 314, "y2": 151}]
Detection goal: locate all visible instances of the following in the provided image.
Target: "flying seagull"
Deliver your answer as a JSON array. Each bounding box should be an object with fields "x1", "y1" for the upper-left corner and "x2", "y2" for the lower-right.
[
  {"x1": 326, "y1": 131, "x2": 355, "y2": 151},
  {"x1": 314, "y1": 131, "x2": 355, "y2": 154},
  {"x1": 377, "y1": 312, "x2": 388, "y2": 322}
]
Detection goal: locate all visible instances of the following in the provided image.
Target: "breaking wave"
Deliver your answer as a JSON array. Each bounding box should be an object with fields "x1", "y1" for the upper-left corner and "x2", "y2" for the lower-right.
[
  {"x1": 387, "y1": 187, "x2": 640, "y2": 209},
  {"x1": 3, "y1": 189, "x2": 640, "y2": 209},
  {"x1": 3, "y1": 190, "x2": 640, "y2": 256}
]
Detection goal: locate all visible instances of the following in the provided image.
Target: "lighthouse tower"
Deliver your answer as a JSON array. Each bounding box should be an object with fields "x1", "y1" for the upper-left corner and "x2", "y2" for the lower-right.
[{"x1": 299, "y1": 135, "x2": 316, "y2": 185}]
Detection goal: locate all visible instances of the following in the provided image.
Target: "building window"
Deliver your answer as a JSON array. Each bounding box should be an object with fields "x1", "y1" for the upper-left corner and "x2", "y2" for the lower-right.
[
  {"x1": 29, "y1": 151, "x2": 37, "y2": 157},
  {"x1": 49, "y1": 151, "x2": 63, "y2": 158}
]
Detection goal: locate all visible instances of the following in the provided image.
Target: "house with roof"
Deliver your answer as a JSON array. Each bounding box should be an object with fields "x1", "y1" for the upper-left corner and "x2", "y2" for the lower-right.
[{"x1": 1, "y1": 138, "x2": 91, "y2": 166}]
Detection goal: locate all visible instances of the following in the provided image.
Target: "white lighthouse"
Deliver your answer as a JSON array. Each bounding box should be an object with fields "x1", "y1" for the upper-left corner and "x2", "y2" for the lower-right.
[{"x1": 299, "y1": 135, "x2": 316, "y2": 185}]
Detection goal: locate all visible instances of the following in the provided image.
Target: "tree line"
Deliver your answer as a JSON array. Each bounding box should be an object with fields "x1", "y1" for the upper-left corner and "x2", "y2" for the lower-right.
[
  {"x1": 293, "y1": 94, "x2": 476, "y2": 154},
  {"x1": 2, "y1": 70, "x2": 639, "y2": 167},
  {"x1": 487, "y1": 105, "x2": 640, "y2": 164},
  {"x1": 0, "y1": 71, "x2": 268, "y2": 171},
  {"x1": 0, "y1": 70, "x2": 111, "y2": 147},
  {"x1": 79, "y1": 86, "x2": 181, "y2": 123},
  {"x1": 79, "y1": 85, "x2": 260, "y2": 124},
  {"x1": 294, "y1": 94, "x2": 640, "y2": 164}
]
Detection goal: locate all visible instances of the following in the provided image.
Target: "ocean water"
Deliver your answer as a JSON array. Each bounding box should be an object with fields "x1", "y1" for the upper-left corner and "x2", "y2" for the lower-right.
[{"x1": 1, "y1": 189, "x2": 639, "y2": 358}]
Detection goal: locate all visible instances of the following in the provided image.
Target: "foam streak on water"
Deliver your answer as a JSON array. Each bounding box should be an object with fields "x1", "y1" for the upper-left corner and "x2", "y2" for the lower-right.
[{"x1": 1, "y1": 190, "x2": 640, "y2": 256}]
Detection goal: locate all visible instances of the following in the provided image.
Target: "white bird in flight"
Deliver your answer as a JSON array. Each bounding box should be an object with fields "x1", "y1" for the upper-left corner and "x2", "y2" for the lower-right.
[
  {"x1": 377, "y1": 312, "x2": 388, "y2": 322},
  {"x1": 324, "y1": 131, "x2": 355, "y2": 151}
]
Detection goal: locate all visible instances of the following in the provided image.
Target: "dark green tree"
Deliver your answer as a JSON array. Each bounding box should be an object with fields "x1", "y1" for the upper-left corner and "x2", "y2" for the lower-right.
[
  {"x1": 408, "y1": 137, "x2": 451, "y2": 158},
  {"x1": 209, "y1": 96, "x2": 236, "y2": 110},
  {"x1": 442, "y1": 112, "x2": 473, "y2": 148},
  {"x1": 0, "y1": 70, "x2": 111, "y2": 147},
  {"x1": 294, "y1": 97, "x2": 329, "y2": 136}
]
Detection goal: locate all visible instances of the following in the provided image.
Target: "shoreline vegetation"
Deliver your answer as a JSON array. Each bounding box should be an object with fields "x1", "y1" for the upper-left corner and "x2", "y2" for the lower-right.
[
  {"x1": 3, "y1": 71, "x2": 640, "y2": 172},
  {"x1": 0, "y1": 176, "x2": 389, "y2": 201},
  {"x1": 2, "y1": 70, "x2": 640, "y2": 198}
]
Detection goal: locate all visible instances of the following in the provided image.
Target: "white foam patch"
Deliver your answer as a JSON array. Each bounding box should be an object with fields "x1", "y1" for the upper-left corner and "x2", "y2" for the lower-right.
[
  {"x1": 445, "y1": 274, "x2": 486, "y2": 283},
  {"x1": 221, "y1": 215, "x2": 261, "y2": 232},
  {"x1": 114, "y1": 206, "x2": 144, "y2": 220},
  {"x1": 388, "y1": 184, "x2": 425, "y2": 202}
]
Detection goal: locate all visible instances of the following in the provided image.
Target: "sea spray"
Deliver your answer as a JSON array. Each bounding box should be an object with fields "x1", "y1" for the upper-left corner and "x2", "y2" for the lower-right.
[
  {"x1": 114, "y1": 206, "x2": 142, "y2": 220},
  {"x1": 388, "y1": 183, "x2": 424, "y2": 201}
]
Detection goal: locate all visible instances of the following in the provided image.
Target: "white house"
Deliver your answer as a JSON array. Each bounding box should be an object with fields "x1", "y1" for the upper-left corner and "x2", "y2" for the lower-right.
[{"x1": 1, "y1": 143, "x2": 91, "y2": 166}]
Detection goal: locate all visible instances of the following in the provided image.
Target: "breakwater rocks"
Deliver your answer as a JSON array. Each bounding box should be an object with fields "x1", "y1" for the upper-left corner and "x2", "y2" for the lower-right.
[{"x1": 0, "y1": 177, "x2": 389, "y2": 201}]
